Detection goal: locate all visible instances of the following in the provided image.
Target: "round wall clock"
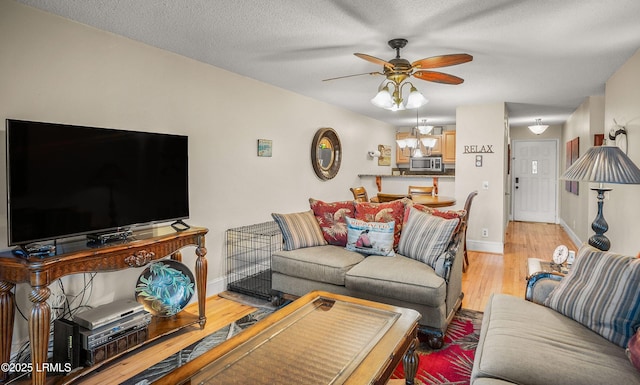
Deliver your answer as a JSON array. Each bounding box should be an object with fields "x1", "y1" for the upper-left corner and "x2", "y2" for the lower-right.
[{"x1": 552, "y1": 245, "x2": 569, "y2": 264}]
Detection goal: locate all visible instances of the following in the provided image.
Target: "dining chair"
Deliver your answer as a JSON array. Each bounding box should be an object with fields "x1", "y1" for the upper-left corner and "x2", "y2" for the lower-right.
[
  {"x1": 407, "y1": 185, "x2": 434, "y2": 197},
  {"x1": 461, "y1": 190, "x2": 479, "y2": 272},
  {"x1": 350, "y1": 186, "x2": 369, "y2": 202}
]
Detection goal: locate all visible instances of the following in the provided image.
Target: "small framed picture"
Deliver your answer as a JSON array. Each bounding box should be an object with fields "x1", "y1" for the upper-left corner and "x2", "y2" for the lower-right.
[{"x1": 257, "y1": 139, "x2": 272, "y2": 157}]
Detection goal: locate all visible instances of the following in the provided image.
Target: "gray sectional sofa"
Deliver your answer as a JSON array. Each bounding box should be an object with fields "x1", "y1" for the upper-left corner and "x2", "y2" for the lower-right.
[
  {"x1": 471, "y1": 245, "x2": 640, "y2": 385},
  {"x1": 270, "y1": 198, "x2": 467, "y2": 348}
]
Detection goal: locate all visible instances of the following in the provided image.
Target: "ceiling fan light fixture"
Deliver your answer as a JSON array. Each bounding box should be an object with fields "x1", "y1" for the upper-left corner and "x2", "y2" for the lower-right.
[
  {"x1": 528, "y1": 118, "x2": 549, "y2": 135},
  {"x1": 386, "y1": 102, "x2": 406, "y2": 111},
  {"x1": 404, "y1": 85, "x2": 429, "y2": 109},
  {"x1": 371, "y1": 85, "x2": 394, "y2": 109}
]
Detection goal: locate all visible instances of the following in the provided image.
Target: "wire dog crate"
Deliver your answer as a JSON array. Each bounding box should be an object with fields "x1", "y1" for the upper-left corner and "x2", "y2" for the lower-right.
[{"x1": 226, "y1": 221, "x2": 283, "y2": 300}]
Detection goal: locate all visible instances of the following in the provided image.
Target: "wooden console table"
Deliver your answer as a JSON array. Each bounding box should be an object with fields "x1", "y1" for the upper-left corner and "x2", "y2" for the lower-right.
[{"x1": 0, "y1": 226, "x2": 208, "y2": 385}]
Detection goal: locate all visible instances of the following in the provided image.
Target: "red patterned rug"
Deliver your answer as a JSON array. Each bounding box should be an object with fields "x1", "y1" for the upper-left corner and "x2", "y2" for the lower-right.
[{"x1": 392, "y1": 308, "x2": 483, "y2": 385}]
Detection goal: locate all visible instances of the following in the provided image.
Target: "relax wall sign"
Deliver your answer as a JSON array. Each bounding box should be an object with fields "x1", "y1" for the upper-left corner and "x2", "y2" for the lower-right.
[{"x1": 463, "y1": 145, "x2": 494, "y2": 154}]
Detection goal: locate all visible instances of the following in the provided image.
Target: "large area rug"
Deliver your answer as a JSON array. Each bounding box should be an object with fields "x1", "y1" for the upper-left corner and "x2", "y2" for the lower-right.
[{"x1": 392, "y1": 308, "x2": 483, "y2": 385}]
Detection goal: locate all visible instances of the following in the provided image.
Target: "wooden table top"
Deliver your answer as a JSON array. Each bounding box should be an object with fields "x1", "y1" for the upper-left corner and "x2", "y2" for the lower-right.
[
  {"x1": 376, "y1": 193, "x2": 456, "y2": 208},
  {"x1": 154, "y1": 291, "x2": 420, "y2": 385},
  {"x1": 411, "y1": 195, "x2": 456, "y2": 208}
]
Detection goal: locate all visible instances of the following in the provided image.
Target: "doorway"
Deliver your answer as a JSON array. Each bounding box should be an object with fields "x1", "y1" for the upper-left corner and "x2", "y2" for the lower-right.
[{"x1": 512, "y1": 139, "x2": 558, "y2": 223}]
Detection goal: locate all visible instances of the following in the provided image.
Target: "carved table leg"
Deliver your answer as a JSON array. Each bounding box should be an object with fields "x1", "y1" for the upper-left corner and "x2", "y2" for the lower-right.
[
  {"x1": 402, "y1": 336, "x2": 419, "y2": 385},
  {"x1": 29, "y1": 286, "x2": 51, "y2": 385},
  {"x1": 195, "y1": 242, "x2": 208, "y2": 328},
  {"x1": 0, "y1": 281, "x2": 15, "y2": 381}
]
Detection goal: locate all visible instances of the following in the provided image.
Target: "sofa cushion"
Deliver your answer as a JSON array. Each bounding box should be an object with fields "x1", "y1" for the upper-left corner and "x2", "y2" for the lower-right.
[
  {"x1": 544, "y1": 244, "x2": 640, "y2": 347},
  {"x1": 398, "y1": 207, "x2": 459, "y2": 269},
  {"x1": 309, "y1": 198, "x2": 355, "y2": 246},
  {"x1": 472, "y1": 294, "x2": 640, "y2": 385},
  {"x1": 345, "y1": 254, "x2": 446, "y2": 307},
  {"x1": 355, "y1": 200, "x2": 406, "y2": 249},
  {"x1": 345, "y1": 217, "x2": 394, "y2": 257},
  {"x1": 272, "y1": 210, "x2": 327, "y2": 251},
  {"x1": 271, "y1": 245, "x2": 364, "y2": 286}
]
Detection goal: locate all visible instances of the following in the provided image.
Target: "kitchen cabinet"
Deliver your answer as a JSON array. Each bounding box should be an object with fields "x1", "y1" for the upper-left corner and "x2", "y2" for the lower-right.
[{"x1": 442, "y1": 131, "x2": 456, "y2": 163}]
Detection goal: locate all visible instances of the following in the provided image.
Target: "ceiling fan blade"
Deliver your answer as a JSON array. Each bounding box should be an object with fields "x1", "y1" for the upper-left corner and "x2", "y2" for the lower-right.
[
  {"x1": 354, "y1": 53, "x2": 393, "y2": 69},
  {"x1": 413, "y1": 71, "x2": 464, "y2": 85},
  {"x1": 322, "y1": 72, "x2": 383, "y2": 81},
  {"x1": 412, "y1": 54, "x2": 473, "y2": 69}
]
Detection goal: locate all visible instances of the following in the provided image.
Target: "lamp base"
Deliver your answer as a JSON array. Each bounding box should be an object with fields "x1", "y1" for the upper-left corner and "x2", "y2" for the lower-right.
[
  {"x1": 588, "y1": 234, "x2": 610, "y2": 251},
  {"x1": 589, "y1": 187, "x2": 612, "y2": 251}
]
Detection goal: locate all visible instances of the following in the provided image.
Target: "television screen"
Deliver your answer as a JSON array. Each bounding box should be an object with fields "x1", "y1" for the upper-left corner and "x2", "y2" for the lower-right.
[{"x1": 6, "y1": 119, "x2": 189, "y2": 246}]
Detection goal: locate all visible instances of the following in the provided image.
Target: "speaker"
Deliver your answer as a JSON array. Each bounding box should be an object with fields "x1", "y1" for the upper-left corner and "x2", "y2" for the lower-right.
[{"x1": 53, "y1": 319, "x2": 80, "y2": 371}]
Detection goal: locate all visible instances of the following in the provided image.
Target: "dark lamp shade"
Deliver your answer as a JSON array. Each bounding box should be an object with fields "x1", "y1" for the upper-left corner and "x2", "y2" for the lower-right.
[{"x1": 560, "y1": 145, "x2": 640, "y2": 184}]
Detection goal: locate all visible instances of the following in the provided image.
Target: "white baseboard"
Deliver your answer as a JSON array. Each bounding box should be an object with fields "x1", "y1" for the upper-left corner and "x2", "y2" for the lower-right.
[
  {"x1": 206, "y1": 276, "x2": 227, "y2": 297},
  {"x1": 467, "y1": 239, "x2": 504, "y2": 254},
  {"x1": 558, "y1": 218, "x2": 583, "y2": 247}
]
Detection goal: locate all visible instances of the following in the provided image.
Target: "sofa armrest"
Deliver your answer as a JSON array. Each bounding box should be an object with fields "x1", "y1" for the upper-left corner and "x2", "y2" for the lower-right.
[{"x1": 525, "y1": 272, "x2": 563, "y2": 304}]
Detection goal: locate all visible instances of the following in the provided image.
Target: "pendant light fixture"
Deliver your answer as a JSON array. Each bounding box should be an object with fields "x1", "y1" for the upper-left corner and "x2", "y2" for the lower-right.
[
  {"x1": 528, "y1": 118, "x2": 549, "y2": 135},
  {"x1": 395, "y1": 109, "x2": 436, "y2": 158}
]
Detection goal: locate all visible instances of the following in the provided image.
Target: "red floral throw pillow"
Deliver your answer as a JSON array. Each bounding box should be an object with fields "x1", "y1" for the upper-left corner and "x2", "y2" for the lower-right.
[
  {"x1": 309, "y1": 198, "x2": 355, "y2": 246},
  {"x1": 355, "y1": 200, "x2": 406, "y2": 248},
  {"x1": 404, "y1": 203, "x2": 466, "y2": 233}
]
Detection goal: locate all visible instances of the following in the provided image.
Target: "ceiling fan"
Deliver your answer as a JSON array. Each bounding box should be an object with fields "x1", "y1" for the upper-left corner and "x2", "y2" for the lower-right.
[{"x1": 324, "y1": 38, "x2": 473, "y2": 110}]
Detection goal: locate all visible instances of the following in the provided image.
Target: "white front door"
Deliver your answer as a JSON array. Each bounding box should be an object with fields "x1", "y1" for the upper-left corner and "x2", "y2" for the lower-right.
[{"x1": 512, "y1": 140, "x2": 557, "y2": 223}]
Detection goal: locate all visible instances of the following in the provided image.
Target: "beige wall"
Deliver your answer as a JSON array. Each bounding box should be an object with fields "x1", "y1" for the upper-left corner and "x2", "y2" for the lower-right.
[
  {"x1": 0, "y1": 1, "x2": 396, "y2": 348},
  {"x1": 559, "y1": 96, "x2": 604, "y2": 244},
  {"x1": 603, "y1": 49, "x2": 640, "y2": 256},
  {"x1": 558, "y1": 46, "x2": 640, "y2": 257},
  {"x1": 455, "y1": 102, "x2": 507, "y2": 253}
]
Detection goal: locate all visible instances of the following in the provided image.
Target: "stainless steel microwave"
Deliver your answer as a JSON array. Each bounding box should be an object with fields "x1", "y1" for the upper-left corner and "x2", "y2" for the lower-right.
[{"x1": 410, "y1": 156, "x2": 443, "y2": 172}]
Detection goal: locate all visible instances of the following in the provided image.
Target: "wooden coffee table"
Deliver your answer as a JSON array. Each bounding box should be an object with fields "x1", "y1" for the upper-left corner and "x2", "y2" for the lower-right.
[{"x1": 155, "y1": 291, "x2": 421, "y2": 385}]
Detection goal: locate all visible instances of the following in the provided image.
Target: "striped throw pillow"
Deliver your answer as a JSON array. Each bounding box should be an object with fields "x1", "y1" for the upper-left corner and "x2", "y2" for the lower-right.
[
  {"x1": 545, "y1": 244, "x2": 640, "y2": 347},
  {"x1": 272, "y1": 210, "x2": 327, "y2": 251},
  {"x1": 397, "y1": 207, "x2": 459, "y2": 269}
]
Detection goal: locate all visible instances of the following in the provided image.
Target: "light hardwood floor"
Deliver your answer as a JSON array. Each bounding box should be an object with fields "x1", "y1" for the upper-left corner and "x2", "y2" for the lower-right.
[
  {"x1": 50, "y1": 221, "x2": 576, "y2": 384},
  {"x1": 462, "y1": 221, "x2": 577, "y2": 312}
]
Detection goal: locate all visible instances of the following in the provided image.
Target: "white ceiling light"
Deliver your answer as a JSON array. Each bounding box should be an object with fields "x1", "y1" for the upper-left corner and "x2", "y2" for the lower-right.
[
  {"x1": 371, "y1": 81, "x2": 428, "y2": 111},
  {"x1": 416, "y1": 119, "x2": 433, "y2": 135},
  {"x1": 528, "y1": 118, "x2": 549, "y2": 135}
]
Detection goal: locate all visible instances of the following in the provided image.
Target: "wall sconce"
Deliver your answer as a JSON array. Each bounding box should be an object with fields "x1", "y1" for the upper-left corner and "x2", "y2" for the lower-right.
[
  {"x1": 609, "y1": 119, "x2": 627, "y2": 153},
  {"x1": 368, "y1": 150, "x2": 382, "y2": 158}
]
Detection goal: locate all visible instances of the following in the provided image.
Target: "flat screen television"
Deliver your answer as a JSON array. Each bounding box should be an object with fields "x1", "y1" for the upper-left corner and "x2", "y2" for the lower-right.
[{"x1": 6, "y1": 119, "x2": 189, "y2": 246}]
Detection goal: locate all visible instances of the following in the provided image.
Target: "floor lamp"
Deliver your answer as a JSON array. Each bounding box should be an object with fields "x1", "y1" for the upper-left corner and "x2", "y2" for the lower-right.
[{"x1": 560, "y1": 145, "x2": 640, "y2": 251}]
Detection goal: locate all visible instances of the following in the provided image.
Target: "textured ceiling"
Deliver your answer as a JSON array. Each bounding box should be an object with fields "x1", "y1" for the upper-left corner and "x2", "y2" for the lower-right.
[{"x1": 15, "y1": 0, "x2": 640, "y2": 128}]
